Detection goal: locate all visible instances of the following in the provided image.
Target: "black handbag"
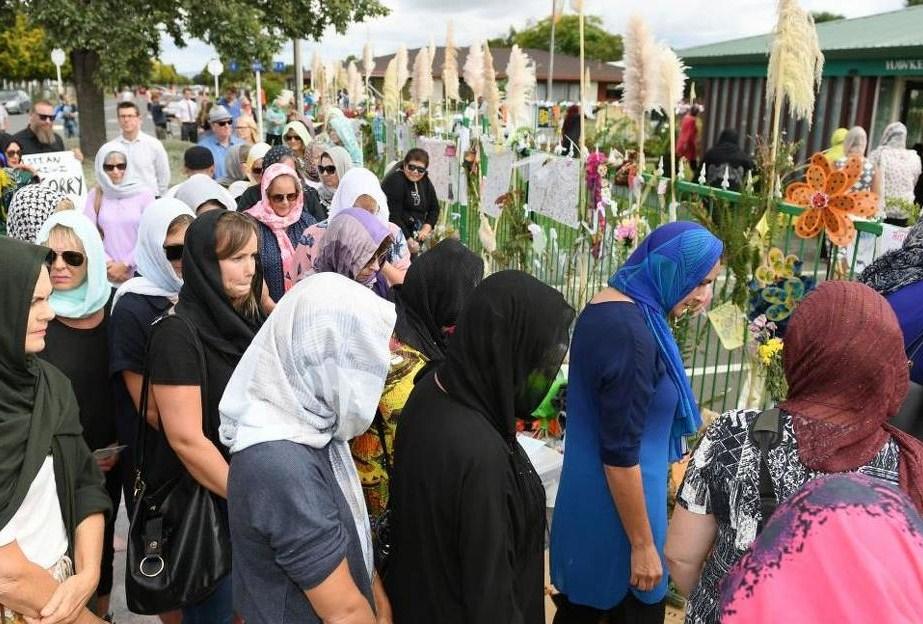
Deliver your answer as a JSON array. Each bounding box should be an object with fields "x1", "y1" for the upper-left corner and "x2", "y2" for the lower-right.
[
  {"x1": 891, "y1": 332, "x2": 923, "y2": 441},
  {"x1": 371, "y1": 410, "x2": 393, "y2": 572},
  {"x1": 125, "y1": 315, "x2": 231, "y2": 614}
]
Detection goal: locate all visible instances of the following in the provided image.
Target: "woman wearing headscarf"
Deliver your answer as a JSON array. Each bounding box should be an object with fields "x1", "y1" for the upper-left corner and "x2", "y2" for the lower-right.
[
  {"x1": 702, "y1": 129, "x2": 755, "y2": 191},
  {"x1": 326, "y1": 108, "x2": 363, "y2": 166},
  {"x1": 6, "y1": 185, "x2": 68, "y2": 243},
  {"x1": 282, "y1": 120, "x2": 314, "y2": 181},
  {"x1": 216, "y1": 143, "x2": 251, "y2": 187},
  {"x1": 316, "y1": 145, "x2": 353, "y2": 215},
  {"x1": 720, "y1": 473, "x2": 923, "y2": 623},
  {"x1": 230, "y1": 141, "x2": 271, "y2": 200},
  {"x1": 385, "y1": 271, "x2": 574, "y2": 623},
  {"x1": 139, "y1": 210, "x2": 265, "y2": 621},
  {"x1": 860, "y1": 220, "x2": 923, "y2": 384},
  {"x1": 550, "y1": 222, "x2": 722, "y2": 623},
  {"x1": 220, "y1": 272, "x2": 395, "y2": 624},
  {"x1": 174, "y1": 173, "x2": 237, "y2": 214},
  {"x1": 666, "y1": 281, "x2": 923, "y2": 624},
  {"x1": 0, "y1": 236, "x2": 111, "y2": 624},
  {"x1": 675, "y1": 105, "x2": 700, "y2": 172},
  {"x1": 83, "y1": 145, "x2": 155, "y2": 285},
  {"x1": 292, "y1": 167, "x2": 410, "y2": 286},
  {"x1": 34, "y1": 211, "x2": 120, "y2": 620},
  {"x1": 1, "y1": 136, "x2": 39, "y2": 230},
  {"x1": 823, "y1": 127, "x2": 848, "y2": 164},
  {"x1": 833, "y1": 126, "x2": 880, "y2": 193},
  {"x1": 870, "y1": 122, "x2": 922, "y2": 223},
  {"x1": 310, "y1": 207, "x2": 393, "y2": 299},
  {"x1": 351, "y1": 240, "x2": 483, "y2": 537},
  {"x1": 235, "y1": 144, "x2": 310, "y2": 212},
  {"x1": 245, "y1": 162, "x2": 317, "y2": 302}
]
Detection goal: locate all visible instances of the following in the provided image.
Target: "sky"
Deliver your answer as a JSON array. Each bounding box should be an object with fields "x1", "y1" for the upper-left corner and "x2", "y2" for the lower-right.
[{"x1": 160, "y1": 0, "x2": 906, "y2": 76}]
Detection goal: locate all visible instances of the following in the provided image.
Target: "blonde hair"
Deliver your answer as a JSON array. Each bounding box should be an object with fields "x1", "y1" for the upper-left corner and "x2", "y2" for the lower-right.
[{"x1": 47, "y1": 224, "x2": 84, "y2": 252}]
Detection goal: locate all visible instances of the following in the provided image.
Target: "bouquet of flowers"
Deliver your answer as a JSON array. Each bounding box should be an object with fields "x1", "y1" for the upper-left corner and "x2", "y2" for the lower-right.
[{"x1": 748, "y1": 314, "x2": 787, "y2": 402}]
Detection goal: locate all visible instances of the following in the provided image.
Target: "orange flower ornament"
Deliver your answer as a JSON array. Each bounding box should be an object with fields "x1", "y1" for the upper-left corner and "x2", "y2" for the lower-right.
[{"x1": 785, "y1": 153, "x2": 878, "y2": 248}]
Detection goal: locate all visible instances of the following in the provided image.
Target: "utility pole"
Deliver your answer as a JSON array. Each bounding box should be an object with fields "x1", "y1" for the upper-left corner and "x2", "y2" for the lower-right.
[
  {"x1": 294, "y1": 40, "x2": 304, "y2": 116},
  {"x1": 548, "y1": 0, "x2": 558, "y2": 102}
]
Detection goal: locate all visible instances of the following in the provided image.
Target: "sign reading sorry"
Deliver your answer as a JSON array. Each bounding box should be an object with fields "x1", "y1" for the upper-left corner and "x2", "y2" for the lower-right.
[{"x1": 22, "y1": 151, "x2": 88, "y2": 205}]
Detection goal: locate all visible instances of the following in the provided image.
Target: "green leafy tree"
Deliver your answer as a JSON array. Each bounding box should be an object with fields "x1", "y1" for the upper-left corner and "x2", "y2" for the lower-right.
[
  {"x1": 490, "y1": 15, "x2": 623, "y2": 62},
  {"x1": 0, "y1": 12, "x2": 60, "y2": 81},
  {"x1": 4, "y1": 0, "x2": 388, "y2": 155},
  {"x1": 810, "y1": 11, "x2": 844, "y2": 23},
  {"x1": 150, "y1": 60, "x2": 188, "y2": 86},
  {"x1": 908, "y1": 0, "x2": 923, "y2": 6}
]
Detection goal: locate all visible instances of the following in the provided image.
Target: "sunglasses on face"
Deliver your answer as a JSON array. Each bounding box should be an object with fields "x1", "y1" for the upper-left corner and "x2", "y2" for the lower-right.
[
  {"x1": 285, "y1": 135, "x2": 303, "y2": 143},
  {"x1": 163, "y1": 244, "x2": 184, "y2": 261},
  {"x1": 405, "y1": 164, "x2": 427, "y2": 174},
  {"x1": 36, "y1": 113, "x2": 55, "y2": 122},
  {"x1": 45, "y1": 250, "x2": 85, "y2": 267},
  {"x1": 5, "y1": 149, "x2": 20, "y2": 157},
  {"x1": 103, "y1": 163, "x2": 127, "y2": 172},
  {"x1": 214, "y1": 120, "x2": 232, "y2": 127},
  {"x1": 269, "y1": 192, "x2": 299, "y2": 204},
  {"x1": 318, "y1": 165, "x2": 337, "y2": 175}
]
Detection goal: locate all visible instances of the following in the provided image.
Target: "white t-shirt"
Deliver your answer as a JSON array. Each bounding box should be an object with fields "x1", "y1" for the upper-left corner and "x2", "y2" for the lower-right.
[{"x1": 0, "y1": 456, "x2": 68, "y2": 569}]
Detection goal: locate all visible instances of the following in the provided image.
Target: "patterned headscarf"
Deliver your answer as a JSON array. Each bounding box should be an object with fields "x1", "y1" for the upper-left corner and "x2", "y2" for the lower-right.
[
  {"x1": 261, "y1": 145, "x2": 294, "y2": 171},
  {"x1": 6, "y1": 185, "x2": 67, "y2": 242},
  {"x1": 877, "y1": 122, "x2": 909, "y2": 150},
  {"x1": 721, "y1": 474, "x2": 923, "y2": 622},
  {"x1": 314, "y1": 207, "x2": 390, "y2": 282},
  {"x1": 780, "y1": 281, "x2": 923, "y2": 512},
  {"x1": 859, "y1": 220, "x2": 923, "y2": 296},
  {"x1": 609, "y1": 221, "x2": 723, "y2": 460},
  {"x1": 246, "y1": 163, "x2": 304, "y2": 293},
  {"x1": 326, "y1": 109, "x2": 363, "y2": 167}
]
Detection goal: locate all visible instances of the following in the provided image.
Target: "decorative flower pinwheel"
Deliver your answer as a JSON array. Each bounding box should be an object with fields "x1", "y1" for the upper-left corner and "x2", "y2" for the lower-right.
[
  {"x1": 785, "y1": 153, "x2": 878, "y2": 248},
  {"x1": 761, "y1": 277, "x2": 806, "y2": 322},
  {"x1": 755, "y1": 247, "x2": 799, "y2": 287}
]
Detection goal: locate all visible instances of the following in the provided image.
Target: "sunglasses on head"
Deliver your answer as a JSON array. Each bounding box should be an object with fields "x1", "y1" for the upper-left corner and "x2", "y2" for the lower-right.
[
  {"x1": 45, "y1": 250, "x2": 85, "y2": 268},
  {"x1": 103, "y1": 163, "x2": 127, "y2": 172},
  {"x1": 405, "y1": 164, "x2": 427, "y2": 174},
  {"x1": 36, "y1": 113, "x2": 55, "y2": 122},
  {"x1": 163, "y1": 244, "x2": 184, "y2": 261},
  {"x1": 269, "y1": 192, "x2": 299, "y2": 204},
  {"x1": 214, "y1": 120, "x2": 233, "y2": 127},
  {"x1": 285, "y1": 135, "x2": 303, "y2": 142},
  {"x1": 318, "y1": 165, "x2": 337, "y2": 175}
]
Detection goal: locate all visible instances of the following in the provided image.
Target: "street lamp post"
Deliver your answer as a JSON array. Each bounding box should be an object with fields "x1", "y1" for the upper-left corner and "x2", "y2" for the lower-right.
[
  {"x1": 51, "y1": 48, "x2": 66, "y2": 96},
  {"x1": 207, "y1": 58, "x2": 224, "y2": 99}
]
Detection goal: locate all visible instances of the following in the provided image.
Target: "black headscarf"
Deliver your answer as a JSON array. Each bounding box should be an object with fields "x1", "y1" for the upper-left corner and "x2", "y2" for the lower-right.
[
  {"x1": 0, "y1": 237, "x2": 108, "y2": 530},
  {"x1": 175, "y1": 209, "x2": 265, "y2": 358},
  {"x1": 262, "y1": 145, "x2": 294, "y2": 171},
  {"x1": 438, "y1": 270, "x2": 574, "y2": 440},
  {"x1": 393, "y1": 239, "x2": 484, "y2": 361},
  {"x1": 704, "y1": 129, "x2": 754, "y2": 169}
]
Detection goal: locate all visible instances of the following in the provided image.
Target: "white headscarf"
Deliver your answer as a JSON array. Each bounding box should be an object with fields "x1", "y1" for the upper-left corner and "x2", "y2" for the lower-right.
[
  {"x1": 112, "y1": 198, "x2": 195, "y2": 310},
  {"x1": 877, "y1": 122, "x2": 909, "y2": 151},
  {"x1": 843, "y1": 126, "x2": 868, "y2": 157},
  {"x1": 174, "y1": 174, "x2": 237, "y2": 212},
  {"x1": 94, "y1": 144, "x2": 150, "y2": 199},
  {"x1": 327, "y1": 167, "x2": 391, "y2": 225},
  {"x1": 219, "y1": 272, "x2": 396, "y2": 579}
]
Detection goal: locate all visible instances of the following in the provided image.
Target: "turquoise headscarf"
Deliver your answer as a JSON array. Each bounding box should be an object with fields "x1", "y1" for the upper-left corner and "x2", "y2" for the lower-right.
[
  {"x1": 37, "y1": 210, "x2": 111, "y2": 319},
  {"x1": 327, "y1": 110, "x2": 363, "y2": 167},
  {"x1": 609, "y1": 221, "x2": 723, "y2": 460}
]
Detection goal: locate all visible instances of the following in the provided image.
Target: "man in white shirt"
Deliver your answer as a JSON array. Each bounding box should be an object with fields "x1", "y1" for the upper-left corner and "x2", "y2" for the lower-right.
[
  {"x1": 177, "y1": 87, "x2": 199, "y2": 143},
  {"x1": 101, "y1": 101, "x2": 171, "y2": 196},
  {"x1": 0, "y1": 103, "x2": 8, "y2": 132}
]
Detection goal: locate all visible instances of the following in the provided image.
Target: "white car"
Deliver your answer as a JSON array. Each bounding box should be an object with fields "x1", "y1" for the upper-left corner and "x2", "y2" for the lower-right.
[{"x1": 0, "y1": 90, "x2": 31, "y2": 114}]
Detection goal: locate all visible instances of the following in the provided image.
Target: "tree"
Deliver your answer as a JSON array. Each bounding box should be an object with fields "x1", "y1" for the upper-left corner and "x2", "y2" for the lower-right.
[
  {"x1": 150, "y1": 60, "x2": 188, "y2": 86},
  {"x1": 0, "y1": 12, "x2": 59, "y2": 81},
  {"x1": 6, "y1": 0, "x2": 388, "y2": 155},
  {"x1": 810, "y1": 11, "x2": 844, "y2": 23},
  {"x1": 908, "y1": 0, "x2": 923, "y2": 6},
  {"x1": 489, "y1": 15, "x2": 623, "y2": 62}
]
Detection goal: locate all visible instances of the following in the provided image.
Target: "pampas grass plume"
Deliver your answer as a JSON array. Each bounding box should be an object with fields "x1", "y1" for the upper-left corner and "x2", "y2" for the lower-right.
[
  {"x1": 443, "y1": 21, "x2": 460, "y2": 102},
  {"x1": 362, "y1": 43, "x2": 375, "y2": 79},
  {"x1": 621, "y1": 14, "x2": 659, "y2": 119},
  {"x1": 656, "y1": 45, "x2": 687, "y2": 115},
  {"x1": 395, "y1": 44, "x2": 410, "y2": 94},
  {"x1": 483, "y1": 41, "x2": 502, "y2": 138},
  {"x1": 412, "y1": 47, "x2": 433, "y2": 107},
  {"x1": 767, "y1": 0, "x2": 824, "y2": 123},
  {"x1": 504, "y1": 45, "x2": 536, "y2": 129},
  {"x1": 463, "y1": 41, "x2": 485, "y2": 101},
  {"x1": 383, "y1": 59, "x2": 399, "y2": 117}
]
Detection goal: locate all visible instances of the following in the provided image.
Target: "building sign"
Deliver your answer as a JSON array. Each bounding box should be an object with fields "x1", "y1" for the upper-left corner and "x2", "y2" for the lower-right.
[{"x1": 884, "y1": 59, "x2": 923, "y2": 74}]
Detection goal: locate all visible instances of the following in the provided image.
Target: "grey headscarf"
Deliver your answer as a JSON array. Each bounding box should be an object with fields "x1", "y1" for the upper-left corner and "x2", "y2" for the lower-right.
[
  {"x1": 217, "y1": 143, "x2": 250, "y2": 186},
  {"x1": 877, "y1": 122, "x2": 909, "y2": 151},
  {"x1": 843, "y1": 126, "x2": 868, "y2": 157},
  {"x1": 318, "y1": 145, "x2": 353, "y2": 206},
  {"x1": 175, "y1": 174, "x2": 237, "y2": 212},
  {"x1": 859, "y1": 220, "x2": 923, "y2": 295}
]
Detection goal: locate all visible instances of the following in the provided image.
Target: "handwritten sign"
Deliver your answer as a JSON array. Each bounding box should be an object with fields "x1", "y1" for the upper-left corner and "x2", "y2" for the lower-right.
[
  {"x1": 417, "y1": 137, "x2": 456, "y2": 202},
  {"x1": 22, "y1": 151, "x2": 87, "y2": 206},
  {"x1": 481, "y1": 145, "x2": 514, "y2": 219},
  {"x1": 707, "y1": 301, "x2": 747, "y2": 351}
]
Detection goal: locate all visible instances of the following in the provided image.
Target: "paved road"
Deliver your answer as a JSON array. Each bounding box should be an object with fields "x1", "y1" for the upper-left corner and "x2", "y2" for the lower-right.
[{"x1": 5, "y1": 95, "x2": 158, "y2": 141}]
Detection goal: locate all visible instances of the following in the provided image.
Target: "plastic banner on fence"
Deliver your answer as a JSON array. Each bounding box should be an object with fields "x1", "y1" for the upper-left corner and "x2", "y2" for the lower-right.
[
  {"x1": 22, "y1": 151, "x2": 88, "y2": 207},
  {"x1": 527, "y1": 155, "x2": 580, "y2": 228},
  {"x1": 417, "y1": 137, "x2": 457, "y2": 202},
  {"x1": 481, "y1": 145, "x2": 514, "y2": 219},
  {"x1": 878, "y1": 223, "x2": 910, "y2": 255}
]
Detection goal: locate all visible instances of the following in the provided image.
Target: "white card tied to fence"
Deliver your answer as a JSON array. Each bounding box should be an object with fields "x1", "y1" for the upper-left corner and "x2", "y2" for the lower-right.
[
  {"x1": 527, "y1": 155, "x2": 580, "y2": 228},
  {"x1": 480, "y1": 145, "x2": 514, "y2": 219},
  {"x1": 22, "y1": 151, "x2": 87, "y2": 207},
  {"x1": 416, "y1": 137, "x2": 457, "y2": 202}
]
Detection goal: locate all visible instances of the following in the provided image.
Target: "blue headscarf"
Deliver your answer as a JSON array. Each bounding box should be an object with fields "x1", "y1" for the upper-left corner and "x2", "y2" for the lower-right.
[
  {"x1": 37, "y1": 210, "x2": 111, "y2": 319},
  {"x1": 327, "y1": 109, "x2": 363, "y2": 167},
  {"x1": 609, "y1": 221, "x2": 723, "y2": 460}
]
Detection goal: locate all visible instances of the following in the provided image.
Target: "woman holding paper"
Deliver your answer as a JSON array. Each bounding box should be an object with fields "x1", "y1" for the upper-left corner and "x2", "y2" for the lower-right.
[{"x1": 33, "y1": 210, "x2": 121, "y2": 620}]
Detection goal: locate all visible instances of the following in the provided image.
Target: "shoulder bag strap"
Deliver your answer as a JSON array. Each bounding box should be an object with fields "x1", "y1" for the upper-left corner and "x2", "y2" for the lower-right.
[{"x1": 749, "y1": 407, "x2": 783, "y2": 533}]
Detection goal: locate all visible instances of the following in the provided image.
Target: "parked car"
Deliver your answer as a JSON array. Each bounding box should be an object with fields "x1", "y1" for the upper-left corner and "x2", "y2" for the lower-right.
[{"x1": 0, "y1": 90, "x2": 31, "y2": 114}]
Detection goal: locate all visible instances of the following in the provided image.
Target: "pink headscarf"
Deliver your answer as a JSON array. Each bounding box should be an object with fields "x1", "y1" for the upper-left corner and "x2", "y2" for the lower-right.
[{"x1": 246, "y1": 163, "x2": 304, "y2": 292}]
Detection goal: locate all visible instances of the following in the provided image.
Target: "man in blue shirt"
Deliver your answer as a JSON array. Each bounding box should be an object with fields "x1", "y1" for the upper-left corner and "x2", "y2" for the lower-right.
[{"x1": 198, "y1": 105, "x2": 242, "y2": 180}]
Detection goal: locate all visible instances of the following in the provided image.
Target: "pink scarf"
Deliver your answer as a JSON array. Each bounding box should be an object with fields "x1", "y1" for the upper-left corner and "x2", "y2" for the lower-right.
[{"x1": 246, "y1": 163, "x2": 304, "y2": 292}]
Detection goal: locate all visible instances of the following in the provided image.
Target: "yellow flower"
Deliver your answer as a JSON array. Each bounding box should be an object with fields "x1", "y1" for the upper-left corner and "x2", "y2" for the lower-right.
[{"x1": 758, "y1": 338, "x2": 784, "y2": 366}]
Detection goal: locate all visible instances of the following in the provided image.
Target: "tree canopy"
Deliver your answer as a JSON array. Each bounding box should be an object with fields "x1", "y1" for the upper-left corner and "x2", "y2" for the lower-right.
[
  {"x1": 0, "y1": 12, "x2": 60, "y2": 81},
  {"x1": 489, "y1": 15, "x2": 623, "y2": 62},
  {"x1": 810, "y1": 11, "x2": 845, "y2": 23}
]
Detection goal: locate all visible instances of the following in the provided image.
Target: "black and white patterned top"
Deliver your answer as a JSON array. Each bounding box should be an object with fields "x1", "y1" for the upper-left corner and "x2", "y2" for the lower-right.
[
  {"x1": 675, "y1": 408, "x2": 900, "y2": 624},
  {"x1": 835, "y1": 156, "x2": 875, "y2": 192}
]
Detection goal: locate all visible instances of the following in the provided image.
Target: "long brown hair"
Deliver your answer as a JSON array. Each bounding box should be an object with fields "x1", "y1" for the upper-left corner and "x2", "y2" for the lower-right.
[{"x1": 214, "y1": 211, "x2": 261, "y2": 320}]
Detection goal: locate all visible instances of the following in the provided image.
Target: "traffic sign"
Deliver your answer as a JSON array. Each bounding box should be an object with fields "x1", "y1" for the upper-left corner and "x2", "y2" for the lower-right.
[
  {"x1": 251, "y1": 61, "x2": 263, "y2": 72},
  {"x1": 228, "y1": 61, "x2": 239, "y2": 73},
  {"x1": 273, "y1": 61, "x2": 286, "y2": 73}
]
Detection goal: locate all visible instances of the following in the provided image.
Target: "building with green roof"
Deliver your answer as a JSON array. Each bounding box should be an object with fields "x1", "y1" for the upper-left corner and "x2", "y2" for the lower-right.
[{"x1": 678, "y1": 5, "x2": 923, "y2": 162}]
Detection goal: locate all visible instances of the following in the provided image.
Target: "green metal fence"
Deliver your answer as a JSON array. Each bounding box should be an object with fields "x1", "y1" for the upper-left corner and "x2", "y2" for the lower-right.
[{"x1": 448, "y1": 176, "x2": 885, "y2": 414}]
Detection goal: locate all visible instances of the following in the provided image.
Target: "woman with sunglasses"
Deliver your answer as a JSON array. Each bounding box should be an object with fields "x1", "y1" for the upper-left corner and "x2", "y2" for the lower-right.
[
  {"x1": 35, "y1": 211, "x2": 122, "y2": 621},
  {"x1": 245, "y1": 162, "x2": 317, "y2": 302},
  {"x1": 282, "y1": 120, "x2": 314, "y2": 181},
  {"x1": 317, "y1": 145, "x2": 353, "y2": 216},
  {"x1": 310, "y1": 207, "x2": 394, "y2": 299},
  {"x1": 381, "y1": 148, "x2": 440, "y2": 254},
  {"x1": 83, "y1": 146, "x2": 155, "y2": 286},
  {"x1": 1, "y1": 136, "x2": 39, "y2": 231}
]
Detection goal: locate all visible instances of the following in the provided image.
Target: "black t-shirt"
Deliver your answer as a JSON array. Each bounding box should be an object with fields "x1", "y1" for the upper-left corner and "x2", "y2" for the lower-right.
[
  {"x1": 12, "y1": 127, "x2": 65, "y2": 155},
  {"x1": 382, "y1": 167, "x2": 440, "y2": 240},
  {"x1": 40, "y1": 307, "x2": 116, "y2": 451}
]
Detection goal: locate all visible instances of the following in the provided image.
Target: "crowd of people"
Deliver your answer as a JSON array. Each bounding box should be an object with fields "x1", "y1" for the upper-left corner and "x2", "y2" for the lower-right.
[{"x1": 1, "y1": 83, "x2": 923, "y2": 624}]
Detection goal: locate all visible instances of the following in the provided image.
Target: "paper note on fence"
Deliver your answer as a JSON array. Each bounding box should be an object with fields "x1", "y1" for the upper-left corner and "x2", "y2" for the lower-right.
[
  {"x1": 417, "y1": 137, "x2": 457, "y2": 202},
  {"x1": 481, "y1": 145, "x2": 514, "y2": 219},
  {"x1": 527, "y1": 155, "x2": 580, "y2": 227},
  {"x1": 707, "y1": 301, "x2": 747, "y2": 351},
  {"x1": 22, "y1": 151, "x2": 88, "y2": 207}
]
